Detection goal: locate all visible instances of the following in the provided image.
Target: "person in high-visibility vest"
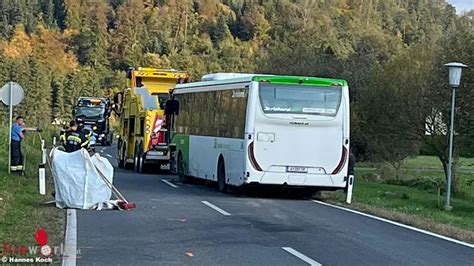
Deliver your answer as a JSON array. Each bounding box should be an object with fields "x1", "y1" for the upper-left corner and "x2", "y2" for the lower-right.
[
  {"x1": 81, "y1": 124, "x2": 97, "y2": 153},
  {"x1": 63, "y1": 121, "x2": 89, "y2": 153},
  {"x1": 60, "y1": 120, "x2": 75, "y2": 146}
]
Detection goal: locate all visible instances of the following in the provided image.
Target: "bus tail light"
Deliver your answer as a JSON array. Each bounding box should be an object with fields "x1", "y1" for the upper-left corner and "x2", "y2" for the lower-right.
[
  {"x1": 331, "y1": 146, "x2": 348, "y2": 175},
  {"x1": 248, "y1": 142, "x2": 262, "y2": 171}
]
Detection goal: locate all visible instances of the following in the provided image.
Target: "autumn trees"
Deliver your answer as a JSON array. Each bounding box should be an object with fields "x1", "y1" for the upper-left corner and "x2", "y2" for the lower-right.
[{"x1": 0, "y1": 0, "x2": 472, "y2": 189}]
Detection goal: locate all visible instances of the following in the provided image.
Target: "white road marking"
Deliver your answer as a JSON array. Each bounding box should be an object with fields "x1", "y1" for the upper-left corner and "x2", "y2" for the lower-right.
[
  {"x1": 106, "y1": 154, "x2": 113, "y2": 158},
  {"x1": 312, "y1": 200, "x2": 474, "y2": 249},
  {"x1": 161, "y1": 179, "x2": 178, "y2": 188},
  {"x1": 201, "y1": 201, "x2": 231, "y2": 216},
  {"x1": 62, "y1": 209, "x2": 77, "y2": 266},
  {"x1": 100, "y1": 148, "x2": 105, "y2": 152},
  {"x1": 282, "y1": 247, "x2": 321, "y2": 266}
]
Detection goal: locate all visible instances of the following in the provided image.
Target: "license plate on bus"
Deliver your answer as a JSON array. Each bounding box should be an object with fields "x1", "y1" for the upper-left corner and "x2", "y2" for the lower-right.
[{"x1": 286, "y1": 166, "x2": 308, "y2": 173}]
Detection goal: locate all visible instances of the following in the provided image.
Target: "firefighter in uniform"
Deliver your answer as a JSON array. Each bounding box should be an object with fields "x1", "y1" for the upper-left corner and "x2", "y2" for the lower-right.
[
  {"x1": 60, "y1": 120, "x2": 75, "y2": 146},
  {"x1": 82, "y1": 124, "x2": 97, "y2": 152},
  {"x1": 79, "y1": 123, "x2": 94, "y2": 151},
  {"x1": 63, "y1": 121, "x2": 89, "y2": 152}
]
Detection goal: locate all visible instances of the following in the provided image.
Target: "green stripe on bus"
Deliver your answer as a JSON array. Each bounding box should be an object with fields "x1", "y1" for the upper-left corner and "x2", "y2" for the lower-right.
[{"x1": 252, "y1": 76, "x2": 348, "y2": 87}]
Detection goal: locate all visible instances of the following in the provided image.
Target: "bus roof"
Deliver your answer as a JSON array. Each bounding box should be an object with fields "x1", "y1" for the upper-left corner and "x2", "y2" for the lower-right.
[{"x1": 175, "y1": 73, "x2": 348, "y2": 90}]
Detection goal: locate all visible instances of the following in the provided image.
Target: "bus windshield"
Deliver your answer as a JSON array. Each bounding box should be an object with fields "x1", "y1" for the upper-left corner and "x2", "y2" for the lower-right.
[
  {"x1": 259, "y1": 83, "x2": 342, "y2": 116},
  {"x1": 76, "y1": 106, "x2": 105, "y2": 119}
]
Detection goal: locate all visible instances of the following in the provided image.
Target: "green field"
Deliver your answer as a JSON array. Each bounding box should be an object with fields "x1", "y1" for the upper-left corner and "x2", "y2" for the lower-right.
[
  {"x1": 324, "y1": 156, "x2": 474, "y2": 243},
  {"x1": 0, "y1": 128, "x2": 64, "y2": 261}
]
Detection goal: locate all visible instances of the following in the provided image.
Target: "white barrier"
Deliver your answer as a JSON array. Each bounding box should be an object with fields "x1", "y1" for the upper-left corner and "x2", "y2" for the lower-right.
[{"x1": 346, "y1": 175, "x2": 354, "y2": 204}]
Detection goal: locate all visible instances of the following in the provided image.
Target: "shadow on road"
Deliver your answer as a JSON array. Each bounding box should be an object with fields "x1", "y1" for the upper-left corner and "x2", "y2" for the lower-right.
[{"x1": 173, "y1": 175, "x2": 324, "y2": 201}]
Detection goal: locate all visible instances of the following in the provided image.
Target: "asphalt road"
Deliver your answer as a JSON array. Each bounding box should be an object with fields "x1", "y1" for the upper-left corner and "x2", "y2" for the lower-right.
[{"x1": 76, "y1": 145, "x2": 474, "y2": 266}]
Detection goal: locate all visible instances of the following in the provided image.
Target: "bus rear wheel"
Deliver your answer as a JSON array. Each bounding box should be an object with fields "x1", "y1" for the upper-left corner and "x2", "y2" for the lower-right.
[{"x1": 217, "y1": 159, "x2": 228, "y2": 193}]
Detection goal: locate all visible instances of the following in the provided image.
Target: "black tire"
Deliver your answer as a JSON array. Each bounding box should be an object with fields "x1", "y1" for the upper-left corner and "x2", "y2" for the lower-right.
[
  {"x1": 138, "y1": 145, "x2": 146, "y2": 174},
  {"x1": 118, "y1": 142, "x2": 126, "y2": 169},
  {"x1": 177, "y1": 152, "x2": 188, "y2": 183},
  {"x1": 170, "y1": 152, "x2": 176, "y2": 173},
  {"x1": 133, "y1": 143, "x2": 140, "y2": 172},
  {"x1": 217, "y1": 158, "x2": 228, "y2": 193}
]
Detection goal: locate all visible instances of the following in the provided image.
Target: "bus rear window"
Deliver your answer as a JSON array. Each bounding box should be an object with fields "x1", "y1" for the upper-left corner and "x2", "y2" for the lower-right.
[{"x1": 259, "y1": 83, "x2": 342, "y2": 116}]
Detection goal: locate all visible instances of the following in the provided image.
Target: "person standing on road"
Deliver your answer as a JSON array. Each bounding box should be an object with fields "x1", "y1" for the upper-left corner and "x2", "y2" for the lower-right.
[
  {"x1": 63, "y1": 120, "x2": 89, "y2": 153},
  {"x1": 60, "y1": 120, "x2": 76, "y2": 146}
]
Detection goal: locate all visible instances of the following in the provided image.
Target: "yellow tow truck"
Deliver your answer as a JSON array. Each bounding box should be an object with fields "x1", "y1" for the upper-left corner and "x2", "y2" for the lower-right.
[{"x1": 115, "y1": 67, "x2": 190, "y2": 172}]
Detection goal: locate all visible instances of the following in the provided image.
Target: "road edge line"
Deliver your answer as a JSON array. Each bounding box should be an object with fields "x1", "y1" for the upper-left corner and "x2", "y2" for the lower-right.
[
  {"x1": 282, "y1": 247, "x2": 322, "y2": 266},
  {"x1": 201, "y1": 201, "x2": 231, "y2": 216},
  {"x1": 161, "y1": 179, "x2": 178, "y2": 188},
  {"x1": 62, "y1": 209, "x2": 77, "y2": 266},
  {"x1": 312, "y1": 200, "x2": 474, "y2": 249}
]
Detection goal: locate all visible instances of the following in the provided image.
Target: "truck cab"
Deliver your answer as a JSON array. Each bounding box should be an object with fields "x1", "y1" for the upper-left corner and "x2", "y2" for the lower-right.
[{"x1": 74, "y1": 97, "x2": 113, "y2": 146}]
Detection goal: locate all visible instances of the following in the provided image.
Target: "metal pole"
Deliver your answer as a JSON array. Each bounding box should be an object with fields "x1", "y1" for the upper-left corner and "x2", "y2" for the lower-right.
[
  {"x1": 445, "y1": 87, "x2": 456, "y2": 210},
  {"x1": 8, "y1": 82, "x2": 13, "y2": 174}
]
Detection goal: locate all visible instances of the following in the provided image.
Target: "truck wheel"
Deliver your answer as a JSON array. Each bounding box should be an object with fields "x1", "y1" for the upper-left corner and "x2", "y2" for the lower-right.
[
  {"x1": 138, "y1": 145, "x2": 146, "y2": 174},
  {"x1": 217, "y1": 158, "x2": 228, "y2": 193},
  {"x1": 134, "y1": 144, "x2": 140, "y2": 172},
  {"x1": 118, "y1": 144, "x2": 126, "y2": 169},
  {"x1": 177, "y1": 153, "x2": 189, "y2": 183}
]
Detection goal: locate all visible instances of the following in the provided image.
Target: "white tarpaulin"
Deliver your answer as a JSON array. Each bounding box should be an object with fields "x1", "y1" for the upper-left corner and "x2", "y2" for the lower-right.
[{"x1": 50, "y1": 148, "x2": 114, "y2": 209}]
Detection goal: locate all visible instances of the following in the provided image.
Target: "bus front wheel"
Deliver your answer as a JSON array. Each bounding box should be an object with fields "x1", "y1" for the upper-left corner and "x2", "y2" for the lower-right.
[
  {"x1": 177, "y1": 153, "x2": 189, "y2": 183},
  {"x1": 217, "y1": 159, "x2": 228, "y2": 193}
]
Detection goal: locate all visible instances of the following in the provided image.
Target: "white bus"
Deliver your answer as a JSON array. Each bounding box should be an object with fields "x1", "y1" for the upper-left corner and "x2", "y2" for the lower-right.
[{"x1": 166, "y1": 73, "x2": 350, "y2": 193}]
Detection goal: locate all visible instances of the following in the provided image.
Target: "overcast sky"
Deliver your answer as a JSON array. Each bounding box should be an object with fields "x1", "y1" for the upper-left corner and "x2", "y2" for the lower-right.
[{"x1": 448, "y1": 0, "x2": 473, "y2": 13}]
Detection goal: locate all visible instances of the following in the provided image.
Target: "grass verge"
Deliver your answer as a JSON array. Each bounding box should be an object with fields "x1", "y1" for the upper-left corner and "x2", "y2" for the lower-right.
[{"x1": 0, "y1": 128, "x2": 64, "y2": 263}]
